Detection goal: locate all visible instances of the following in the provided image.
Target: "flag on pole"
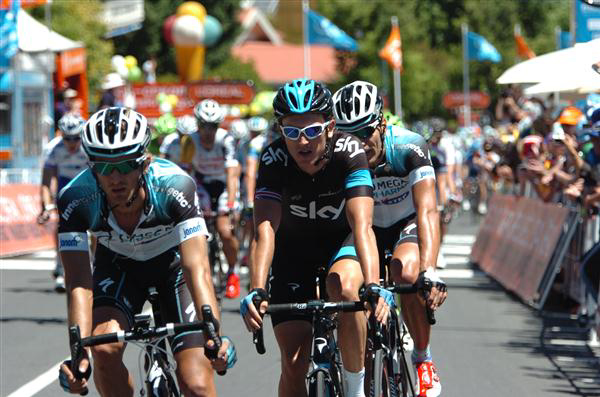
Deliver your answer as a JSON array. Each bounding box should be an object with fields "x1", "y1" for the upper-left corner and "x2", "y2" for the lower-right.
[
  {"x1": 306, "y1": 9, "x2": 358, "y2": 51},
  {"x1": 514, "y1": 25, "x2": 535, "y2": 59},
  {"x1": 467, "y1": 31, "x2": 501, "y2": 62},
  {"x1": 379, "y1": 22, "x2": 402, "y2": 70},
  {"x1": 0, "y1": 0, "x2": 19, "y2": 67}
]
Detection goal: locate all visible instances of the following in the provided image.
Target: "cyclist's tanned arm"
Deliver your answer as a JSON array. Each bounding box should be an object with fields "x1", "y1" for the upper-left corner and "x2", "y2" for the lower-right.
[
  {"x1": 251, "y1": 198, "x2": 281, "y2": 290},
  {"x1": 62, "y1": 250, "x2": 94, "y2": 336},
  {"x1": 413, "y1": 179, "x2": 440, "y2": 275},
  {"x1": 180, "y1": 235, "x2": 221, "y2": 321},
  {"x1": 346, "y1": 196, "x2": 380, "y2": 285}
]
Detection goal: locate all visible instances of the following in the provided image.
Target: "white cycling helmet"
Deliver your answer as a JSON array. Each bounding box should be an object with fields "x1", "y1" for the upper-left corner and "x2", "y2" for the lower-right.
[
  {"x1": 194, "y1": 99, "x2": 225, "y2": 124},
  {"x1": 82, "y1": 107, "x2": 150, "y2": 161},
  {"x1": 247, "y1": 116, "x2": 269, "y2": 133},
  {"x1": 333, "y1": 81, "x2": 383, "y2": 132},
  {"x1": 176, "y1": 115, "x2": 197, "y2": 135},
  {"x1": 58, "y1": 113, "x2": 85, "y2": 137},
  {"x1": 229, "y1": 119, "x2": 249, "y2": 141}
]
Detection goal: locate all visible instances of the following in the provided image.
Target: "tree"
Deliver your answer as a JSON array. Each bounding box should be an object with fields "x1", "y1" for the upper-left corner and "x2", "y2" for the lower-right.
[{"x1": 30, "y1": 0, "x2": 114, "y2": 103}]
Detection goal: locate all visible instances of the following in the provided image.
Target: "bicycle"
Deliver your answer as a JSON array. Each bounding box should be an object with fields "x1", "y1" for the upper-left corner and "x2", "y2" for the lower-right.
[
  {"x1": 253, "y1": 299, "x2": 365, "y2": 397},
  {"x1": 67, "y1": 292, "x2": 225, "y2": 397}
]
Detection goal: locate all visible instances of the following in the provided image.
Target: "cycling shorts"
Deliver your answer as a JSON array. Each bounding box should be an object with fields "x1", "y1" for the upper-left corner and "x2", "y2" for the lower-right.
[
  {"x1": 373, "y1": 216, "x2": 418, "y2": 276},
  {"x1": 199, "y1": 180, "x2": 240, "y2": 215},
  {"x1": 268, "y1": 232, "x2": 357, "y2": 327},
  {"x1": 92, "y1": 246, "x2": 203, "y2": 354}
]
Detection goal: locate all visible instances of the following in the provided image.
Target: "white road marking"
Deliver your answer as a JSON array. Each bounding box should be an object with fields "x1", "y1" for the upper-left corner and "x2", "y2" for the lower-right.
[
  {"x1": 0, "y1": 261, "x2": 55, "y2": 271},
  {"x1": 6, "y1": 359, "x2": 66, "y2": 397},
  {"x1": 437, "y1": 269, "x2": 484, "y2": 279},
  {"x1": 440, "y1": 245, "x2": 472, "y2": 256},
  {"x1": 443, "y1": 235, "x2": 476, "y2": 244},
  {"x1": 548, "y1": 339, "x2": 588, "y2": 347},
  {"x1": 443, "y1": 256, "x2": 470, "y2": 265}
]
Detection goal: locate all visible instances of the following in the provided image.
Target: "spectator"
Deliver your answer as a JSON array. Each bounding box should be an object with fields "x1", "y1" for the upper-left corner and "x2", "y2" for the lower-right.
[{"x1": 97, "y1": 73, "x2": 124, "y2": 110}]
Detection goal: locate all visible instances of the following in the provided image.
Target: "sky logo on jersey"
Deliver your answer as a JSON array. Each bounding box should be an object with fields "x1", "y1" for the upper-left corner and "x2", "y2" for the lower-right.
[
  {"x1": 289, "y1": 199, "x2": 345, "y2": 220},
  {"x1": 334, "y1": 136, "x2": 364, "y2": 158},
  {"x1": 261, "y1": 147, "x2": 288, "y2": 166}
]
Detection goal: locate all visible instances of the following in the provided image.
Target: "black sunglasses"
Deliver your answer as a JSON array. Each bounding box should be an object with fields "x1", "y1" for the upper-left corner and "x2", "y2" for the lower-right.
[{"x1": 63, "y1": 136, "x2": 81, "y2": 142}]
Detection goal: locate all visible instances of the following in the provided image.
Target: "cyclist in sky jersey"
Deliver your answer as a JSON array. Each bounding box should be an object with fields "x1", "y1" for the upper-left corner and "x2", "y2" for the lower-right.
[
  {"x1": 57, "y1": 107, "x2": 236, "y2": 396},
  {"x1": 334, "y1": 81, "x2": 447, "y2": 397},
  {"x1": 240, "y1": 79, "x2": 393, "y2": 397}
]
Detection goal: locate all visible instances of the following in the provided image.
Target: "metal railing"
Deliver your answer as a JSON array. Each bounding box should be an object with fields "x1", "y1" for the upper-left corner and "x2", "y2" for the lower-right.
[{"x1": 0, "y1": 168, "x2": 41, "y2": 185}]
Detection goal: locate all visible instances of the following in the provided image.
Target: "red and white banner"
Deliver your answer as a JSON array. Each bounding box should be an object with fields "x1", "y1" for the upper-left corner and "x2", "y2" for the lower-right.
[{"x1": 0, "y1": 184, "x2": 56, "y2": 257}]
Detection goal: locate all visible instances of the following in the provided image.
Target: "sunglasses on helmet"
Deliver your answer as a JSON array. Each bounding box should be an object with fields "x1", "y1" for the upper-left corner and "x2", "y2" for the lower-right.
[
  {"x1": 280, "y1": 120, "x2": 332, "y2": 140},
  {"x1": 90, "y1": 157, "x2": 145, "y2": 176}
]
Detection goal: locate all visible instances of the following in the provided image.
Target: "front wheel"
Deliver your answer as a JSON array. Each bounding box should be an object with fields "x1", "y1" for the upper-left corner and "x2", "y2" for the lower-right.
[{"x1": 368, "y1": 351, "x2": 399, "y2": 397}]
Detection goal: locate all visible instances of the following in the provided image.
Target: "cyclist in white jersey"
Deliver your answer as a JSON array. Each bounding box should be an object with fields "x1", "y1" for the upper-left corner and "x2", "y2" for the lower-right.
[
  {"x1": 160, "y1": 115, "x2": 196, "y2": 166},
  {"x1": 57, "y1": 107, "x2": 236, "y2": 396},
  {"x1": 334, "y1": 81, "x2": 447, "y2": 397},
  {"x1": 181, "y1": 99, "x2": 241, "y2": 299},
  {"x1": 38, "y1": 114, "x2": 88, "y2": 292}
]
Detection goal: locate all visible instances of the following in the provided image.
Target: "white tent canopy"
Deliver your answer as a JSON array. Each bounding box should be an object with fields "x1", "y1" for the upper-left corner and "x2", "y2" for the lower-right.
[
  {"x1": 496, "y1": 39, "x2": 600, "y2": 94},
  {"x1": 18, "y1": 9, "x2": 83, "y2": 53}
]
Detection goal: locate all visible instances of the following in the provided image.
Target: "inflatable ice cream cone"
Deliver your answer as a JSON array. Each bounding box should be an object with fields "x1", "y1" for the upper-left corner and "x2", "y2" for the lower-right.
[
  {"x1": 175, "y1": 45, "x2": 205, "y2": 82},
  {"x1": 172, "y1": 2, "x2": 206, "y2": 82}
]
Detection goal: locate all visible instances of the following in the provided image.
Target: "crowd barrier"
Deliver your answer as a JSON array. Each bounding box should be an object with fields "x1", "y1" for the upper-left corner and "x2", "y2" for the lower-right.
[
  {"x1": 470, "y1": 194, "x2": 574, "y2": 308},
  {"x1": 0, "y1": 184, "x2": 57, "y2": 257}
]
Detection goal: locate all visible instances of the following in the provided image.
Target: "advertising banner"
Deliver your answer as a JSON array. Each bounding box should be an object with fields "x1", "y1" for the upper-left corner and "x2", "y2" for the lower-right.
[
  {"x1": 0, "y1": 184, "x2": 56, "y2": 257},
  {"x1": 470, "y1": 195, "x2": 569, "y2": 305}
]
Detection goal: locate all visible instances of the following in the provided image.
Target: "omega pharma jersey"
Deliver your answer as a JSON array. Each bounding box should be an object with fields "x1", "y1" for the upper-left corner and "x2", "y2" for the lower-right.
[
  {"x1": 57, "y1": 158, "x2": 209, "y2": 262},
  {"x1": 372, "y1": 126, "x2": 435, "y2": 228},
  {"x1": 43, "y1": 137, "x2": 88, "y2": 191},
  {"x1": 180, "y1": 127, "x2": 239, "y2": 184},
  {"x1": 255, "y1": 132, "x2": 373, "y2": 235}
]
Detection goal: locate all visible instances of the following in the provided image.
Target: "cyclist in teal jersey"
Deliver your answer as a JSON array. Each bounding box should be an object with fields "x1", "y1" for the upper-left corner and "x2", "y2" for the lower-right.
[
  {"x1": 57, "y1": 107, "x2": 236, "y2": 396},
  {"x1": 334, "y1": 81, "x2": 447, "y2": 397}
]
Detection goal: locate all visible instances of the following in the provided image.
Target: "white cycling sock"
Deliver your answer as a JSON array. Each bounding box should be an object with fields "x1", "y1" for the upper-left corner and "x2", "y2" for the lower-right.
[{"x1": 344, "y1": 368, "x2": 365, "y2": 397}]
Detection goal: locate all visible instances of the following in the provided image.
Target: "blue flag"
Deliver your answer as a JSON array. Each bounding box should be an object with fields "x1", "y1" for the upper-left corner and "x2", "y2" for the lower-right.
[
  {"x1": 467, "y1": 31, "x2": 501, "y2": 63},
  {"x1": 0, "y1": 0, "x2": 19, "y2": 67},
  {"x1": 306, "y1": 10, "x2": 358, "y2": 51}
]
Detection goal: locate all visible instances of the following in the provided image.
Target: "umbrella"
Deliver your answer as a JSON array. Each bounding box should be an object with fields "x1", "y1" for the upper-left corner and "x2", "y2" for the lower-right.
[{"x1": 497, "y1": 38, "x2": 600, "y2": 88}]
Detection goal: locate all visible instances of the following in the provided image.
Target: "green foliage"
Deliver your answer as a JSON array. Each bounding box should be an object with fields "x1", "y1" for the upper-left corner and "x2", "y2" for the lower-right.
[
  {"x1": 314, "y1": 0, "x2": 569, "y2": 122},
  {"x1": 204, "y1": 57, "x2": 270, "y2": 92},
  {"x1": 30, "y1": 0, "x2": 114, "y2": 101}
]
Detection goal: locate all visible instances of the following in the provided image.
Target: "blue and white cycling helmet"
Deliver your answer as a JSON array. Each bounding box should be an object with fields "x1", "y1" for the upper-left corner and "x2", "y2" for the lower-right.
[
  {"x1": 194, "y1": 99, "x2": 225, "y2": 124},
  {"x1": 82, "y1": 107, "x2": 150, "y2": 161},
  {"x1": 58, "y1": 113, "x2": 85, "y2": 137},
  {"x1": 176, "y1": 115, "x2": 197, "y2": 135},
  {"x1": 229, "y1": 119, "x2": 249, "y2": 141},
  {"x1": 247, "y1": 116, "x2": 269, "y2": 133},
  {"x1": 332, "y1": 81, "x2": 383, "y2": 132},
  {"x1": 273, "y1": 79, "x2": 333, "y2": 119}
]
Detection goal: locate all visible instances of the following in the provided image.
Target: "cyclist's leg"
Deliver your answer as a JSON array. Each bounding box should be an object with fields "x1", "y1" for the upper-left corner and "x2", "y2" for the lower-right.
[
  {"x1": 90, "y1": 252, "x2": 146, "y2": 396},
  {"x1": 274, "y1": 321, "x2": 313, "y2": 397},
  {"x1": 326, "y1": 239, "x2": 366, "y2": 396},
  {"x1": 389, "y1": 221, "x2": 441, "y2": 396},
  {"x1": 163, "y1": 266, "x2": 216, "y2": 397},
  {"x1": 270, "y1": 261, "x2": 315, "y2": 397},
  {"x1": 216, "y1": 188, "x2": 239, "y2": 268}
]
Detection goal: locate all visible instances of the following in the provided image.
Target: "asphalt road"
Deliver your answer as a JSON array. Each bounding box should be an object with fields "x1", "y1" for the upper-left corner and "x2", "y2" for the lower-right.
[{"x1": 2, "y1": 212, "x2": 599, "y2": 396}]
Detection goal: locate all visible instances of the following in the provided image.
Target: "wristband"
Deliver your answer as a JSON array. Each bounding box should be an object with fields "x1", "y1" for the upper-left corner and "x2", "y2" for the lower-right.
[{"x1": 44, "y1": 204, "x2": 56, "y2": 211}]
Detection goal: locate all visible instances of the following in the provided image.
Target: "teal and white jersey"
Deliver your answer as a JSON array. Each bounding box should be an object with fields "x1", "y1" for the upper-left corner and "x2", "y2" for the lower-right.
[
  {"x1": 372, "y1": 125, "x2": 435, "y2": 228},
  {"x1": 57, "y1": 158, "x2": 209, "y2": 261}
]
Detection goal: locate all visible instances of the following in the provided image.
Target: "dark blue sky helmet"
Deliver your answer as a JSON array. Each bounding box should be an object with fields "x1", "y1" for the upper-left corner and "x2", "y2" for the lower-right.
[{"x1": 273, "y1": 78, "x2": 333, "y2": 119}]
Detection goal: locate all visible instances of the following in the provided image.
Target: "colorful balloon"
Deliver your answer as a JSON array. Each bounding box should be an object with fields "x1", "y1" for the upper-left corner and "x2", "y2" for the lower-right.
[
  {"x1": 167, "y1": 94, "x2": 178, "y2": 107},
  {"x1": 111, "y1": 55, "x2": 126, "y2": 72},
  {"x1": 163, "y1": 14, "x2": 177, "y2": 45},
  {"x1": 172, "y1": 15, "x2": 205, "y2": 46},
  {"x1": 124, "y1": 55, "x2": 137, "y2": 69},
  {"x1": 203, "y1": 15, "x2": 222, "y2": 46},
  {"x1": 127, "y1": 65, "x2": 142, "y2": 82},
  {"x1": 176, "y1": 1, "x2": 206, "y2": 21}
]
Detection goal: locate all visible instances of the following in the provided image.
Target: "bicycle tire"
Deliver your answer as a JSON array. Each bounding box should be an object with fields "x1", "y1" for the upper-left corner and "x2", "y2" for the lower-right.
[
  {"x1": 330, "y1": 351, "x2": 345, "y2": 397},
  {"x1": 369, "y1": 350, "x2": 399, "y2": 397},
  {"x1": 308, "y1": 370, "x2": 326, "y2": 397}
]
